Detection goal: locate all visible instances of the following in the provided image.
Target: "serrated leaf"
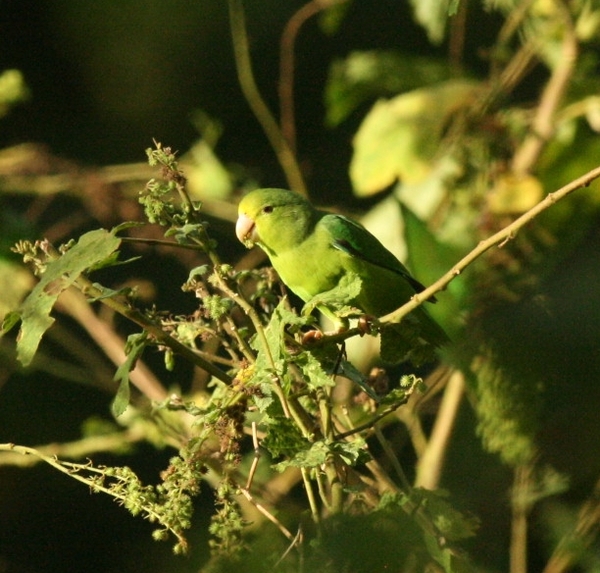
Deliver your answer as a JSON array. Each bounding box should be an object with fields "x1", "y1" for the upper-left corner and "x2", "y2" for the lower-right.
[
  {"x1": 0, "y1": 258, "x2": 35, "y2": 323},
  {"x1": 274, "y1": 440, "x2": 330, "y2": 471},
  {"x1": 472, "y1": 350, "x2": 540, "y2": 465},
  {"x1": 415, "y1": 488, "x2": 480, "y2": 541},
  {"x1": 15, "y1": 229, "x2": 121, "y2": 366},
  {"x1": 291, "y1": 350, "x2": 336, "y2": 390},
  {"x1": 330, "y1": 439, "x2": 369, "y2": 466},
  {"x1": 302, "y1": 272, "x2": 362, "y2": 317},
  {"x1": 112, "y1": 331, "x2": 148, "y2": 417},
  {"x1": 350, "y1": 80, "x2": 480, "y2": 195},
  {"x1": 251, "y1": 299, "x2": 307, "y2": 371},
  {"x1": 261, "y1": 414, "x2": 308, "y2": 459}
]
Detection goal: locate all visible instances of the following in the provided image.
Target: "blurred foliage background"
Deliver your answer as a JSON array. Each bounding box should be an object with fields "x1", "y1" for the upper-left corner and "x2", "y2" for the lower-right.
[{"x1": 1, "y1": 1, "x2": 600, "y2": 572}]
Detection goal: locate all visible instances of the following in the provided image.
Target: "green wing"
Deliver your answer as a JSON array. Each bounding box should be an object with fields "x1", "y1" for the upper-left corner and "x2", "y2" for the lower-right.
[{"x1": 320, "y1": 213, "x2": 430, "y2": 298}]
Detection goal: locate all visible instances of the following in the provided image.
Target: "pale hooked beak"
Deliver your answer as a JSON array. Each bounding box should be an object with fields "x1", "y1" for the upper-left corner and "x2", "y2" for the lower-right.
[{"x1": 236, "y1": 213, "x2": 258, "y2": 247}]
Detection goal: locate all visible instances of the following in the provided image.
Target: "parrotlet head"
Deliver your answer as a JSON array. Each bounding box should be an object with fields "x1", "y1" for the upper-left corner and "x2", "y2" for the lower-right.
[{"x1": 236, "y1": 188, "x2": 315, "y2": 253}]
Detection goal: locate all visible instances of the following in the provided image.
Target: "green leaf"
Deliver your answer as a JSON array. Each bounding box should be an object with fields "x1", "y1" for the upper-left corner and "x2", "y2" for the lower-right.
[
  {"x1": 318, "y1": 0, "x2": 352, "y2": 35},
  {"x1": 274, "y1": 440, "x2": 330, "y2": 471},
  {"x1": 274, "y1": 438, "x2": 369, "y2": 472},
  {"x1": 408, "y1": 0, "x2": 452, "y2": 44},
  {"x1": 248, "y1": 300, "x2": 310, "y2": 410},
  {"x1": 401, "y1": 202, "x2": 465, "y2": 334},
  {"x1": 472, "y1": 350, "x2": 541, "y2": 466},
  {"x1": 0, "y1": 69, "x2": 29, "y2": 116},
  {"x1": 86, "y1": 283, "x2": 135, "y2": 303},
  {"x1": 338, "y1": 359, "x2": 381, "y2": 401},
  {"x1": 325, "y1": 50, "x2": 452, "y2": 126},
  {"x1": 14, "y1": 229, "x2": 121, "y2": 366},
  {"x1": 380, "y1": 490, "x2": 478, "y2": 572},
  {"x1": 1, "y1": 310, "x2": 21, "y2": 334},
  {"x1": 415, "y1": 488, "x2": 479, "y2": 541},
  {"x1": 330, "y1": 439, "x2": 369, "y2": 466},
  {"x1": 350, "y1": 80, "x2": 480, "y2": 196},
  {"x1": 291, "y1": 350, "x2": 336, "y2": 390},
  {"x1": 112, "y1": 331, "x2": 149, "y2": 417},
  {"x1": 185, "y1": 139, "x2": 233, "y2": 201},
  {"x1": 261, "y1": 414, "x2": 308, "y2": 459},
  {"x1": 251, "y1": 299, "x2": 306, "y2": 373},
  {"x1": 302, "y1": 272, "x2": 362, "y2": 317}
]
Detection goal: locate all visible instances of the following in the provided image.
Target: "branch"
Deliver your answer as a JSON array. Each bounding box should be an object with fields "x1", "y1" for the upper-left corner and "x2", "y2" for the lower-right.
[
  {"x1": 414, "y1": 369, "x2": 465, "y2": 489},
  {"x1": 0, "y1": 443, "x2": 189, "y2": 551},
  {"x1": 510, "y1": 463, "x2": 535, "y2": 573},
  {"x1": 511, "y1": 1, "x2": 578, "y2": 175},
  {"x1": 0, "y1": 430, "x2": 146, "y2": 467},
  {"x1": 73, "y1": 275, "x2": 234, "y2": 385},
  {"x1": 381, "y1": 164, "x2": 600, "y2": 326},
  {"x1": 228, "y1": 0, "x2": 307, "y2": 195},
  {"x1": 56, "y1": 287, "x2": 168, "y2": 403}
]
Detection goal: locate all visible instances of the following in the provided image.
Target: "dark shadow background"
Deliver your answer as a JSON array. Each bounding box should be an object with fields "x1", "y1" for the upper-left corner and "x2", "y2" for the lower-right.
[{"x1": 1, "y1": 2, "x2": 599, "y2": 572}]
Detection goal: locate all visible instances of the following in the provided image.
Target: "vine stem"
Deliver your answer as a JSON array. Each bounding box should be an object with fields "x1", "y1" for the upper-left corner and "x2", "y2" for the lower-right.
[
  {"x1": 279, "y1": 0, "x2": 347, "y2": 153},
  {"x1": 228, "y1": 0, "x2": 307, "y2": 196}
]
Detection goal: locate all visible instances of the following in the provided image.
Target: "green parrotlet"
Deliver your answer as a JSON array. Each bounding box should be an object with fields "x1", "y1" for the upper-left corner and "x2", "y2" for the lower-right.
[{"x1": 236, "y1": 188, "x2": 448, "y2": 363}]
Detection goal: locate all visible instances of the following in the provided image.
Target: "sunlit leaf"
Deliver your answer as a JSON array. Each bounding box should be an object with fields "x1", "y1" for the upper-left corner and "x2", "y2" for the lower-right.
[
  {"x1": 350, "y1": 80, "x2": 480, "y2": 195},
  {"x1": 13, "y1": 229, "x2": 121, "y2": 367},
  {"x1": 318, "y1": 0, "x2": 352, "y2": 35},
  {"x1": 302, "y1": 272, "x2": 362, "y2": 317},
  {"x1": 0, "y1": 259, "x2": 34, "y2": 323},
  {"x1": 185, "y1": 139, "x2": 233, "y2": 201},
  {"x1": 112, "y1": 331, "x2": 148, "y2": 417},
  {"x1": 487, "y1": 173, "x2": 544, "y2": 215},
  {"x1": 325, "y1": 50, "x2": 452, "y2": 126},
  {"x1": 408, "y1": 0, "x2": 452, "y2": 44},
  {"x1": 401, "y1": 204, "x2": 466, "y2": 333},
  {"x1": 0, "y1": 69, "x2": 29, "y2": 116}
]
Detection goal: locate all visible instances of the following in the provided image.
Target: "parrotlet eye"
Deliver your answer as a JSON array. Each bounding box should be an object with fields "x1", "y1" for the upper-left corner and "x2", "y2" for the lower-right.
[{"x1": 262, "y1": 205, "x2": 274, "y2": 214}]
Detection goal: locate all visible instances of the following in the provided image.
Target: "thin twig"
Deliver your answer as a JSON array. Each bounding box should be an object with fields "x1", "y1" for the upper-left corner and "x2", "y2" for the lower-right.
[
  {"x1": 381, "y1": 164, "x2": 600, "y2": 327},
  {"x1": 0, "y1": 429, "x2": 146, "y2": 467},
  {"x1": 274, "y1": 526, "x2": 304, "y2": 567},
  {"x1": 238, "y1": 487, "x2": 296, "y2": 541},
  {"x1": 56, "y1": 287, "x2": 168, "y2": 403},
  {"x1": 374, "y1": 425, "x2": 412, "y2": 492},
  {"x1": 72, "y1": 274, "x2": 233, "y2": 384},
  {"x1": 245, "y1": 422, "x2": 261, "y2": 490},
  {"x1": 414, "y1": 369, "x2": 465, "y2": 489},
  {"x1": 512, "y1": 1, "x2": 578, "y2": 174},
  {"x1": 301, "y1": 466, "x2": 321, "y2": 524},
  {"x1": 542, "y1": 475, "x2": 600, "y2": 573},
  {"x1": 510, "y1": 463, "x2": 535, "y2": 573},
  {"x1": 0, "y1": 443, "x2": 188, "y2": 549}
]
